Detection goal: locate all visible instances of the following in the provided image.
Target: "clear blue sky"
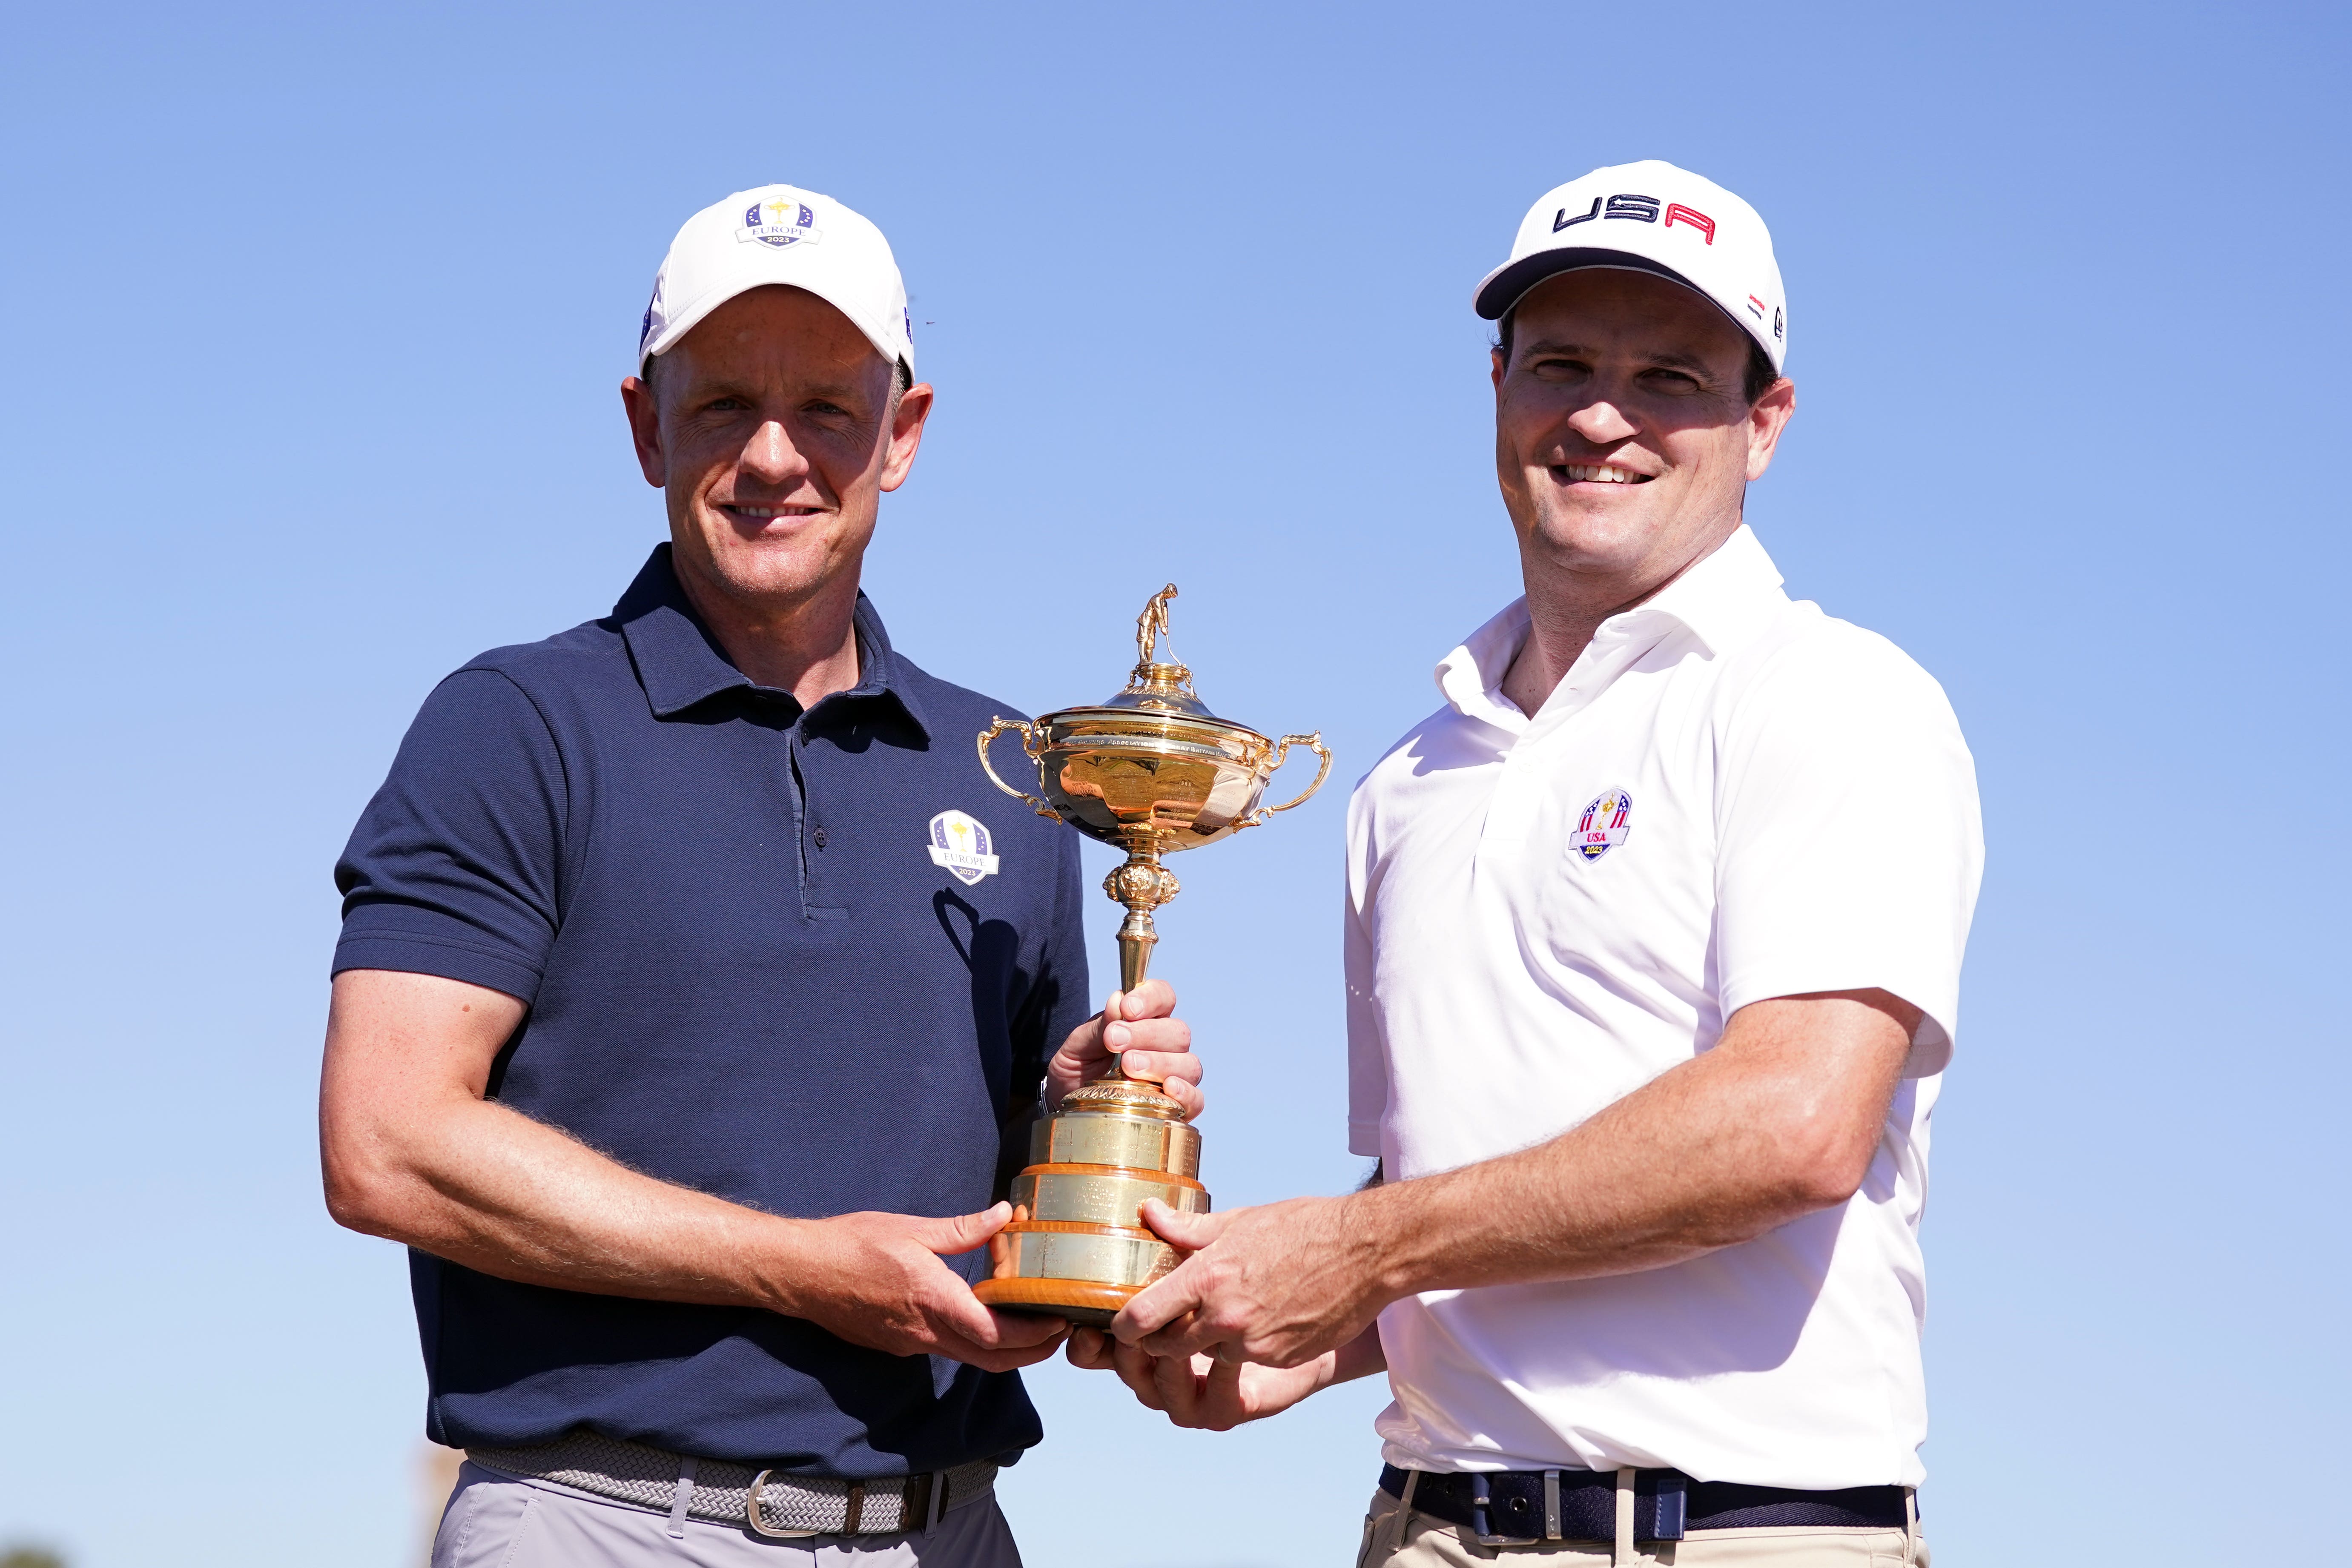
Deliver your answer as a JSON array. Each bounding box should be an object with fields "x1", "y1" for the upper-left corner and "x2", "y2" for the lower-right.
[{"x1": 2, "y1": 4, "x2": 2345, "y2": 1565}]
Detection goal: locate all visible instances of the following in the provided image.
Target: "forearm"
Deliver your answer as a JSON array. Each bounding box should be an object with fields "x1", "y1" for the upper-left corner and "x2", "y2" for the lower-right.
[
  {"x1": 1329, "y1": 1322, "x2": 1388, "y2": 1384},
  {"x1": 1360, "y1": 1109, "x2": 1799, "y2": 1301},
  {"x1": 1245, "y1": 1322, "x2": 1385, "y2": 1412},
  {"x1": 1359, "y1": 992, "x2": 1913, "y2": 1301},
  {"x1": 321, "y1": 969, "x2": 817, "y2": 1311},
  {"x1": 323, "y1": 969, "x2": 1066, "y2": 1370},
  {"x1": 329, "y1": 1088, "x2": 813, "y2": 1310}
]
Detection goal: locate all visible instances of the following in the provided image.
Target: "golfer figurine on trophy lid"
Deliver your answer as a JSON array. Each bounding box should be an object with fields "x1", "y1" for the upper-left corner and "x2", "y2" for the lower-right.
[{"x1": 972, "y1": 585, "x2": 1329, "y2": 1325}]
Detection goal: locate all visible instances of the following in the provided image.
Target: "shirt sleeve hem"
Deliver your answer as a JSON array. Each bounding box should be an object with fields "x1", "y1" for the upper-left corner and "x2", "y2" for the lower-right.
[
  {"x1": 331, "y1": 932, "x2": 543, "y2": 1005},
  {"x1": 1718, "y1": 969, "x2": 1956, "y2": 1078},
  {"x1": 1348, "y1": 1121, "x2": 1383, "y2": 1158}
]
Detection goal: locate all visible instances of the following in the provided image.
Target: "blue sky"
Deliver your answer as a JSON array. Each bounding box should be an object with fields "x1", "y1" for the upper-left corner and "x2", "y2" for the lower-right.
[{"x1": 1, "y1": 3, "x2": 2346, "y2": 1564}]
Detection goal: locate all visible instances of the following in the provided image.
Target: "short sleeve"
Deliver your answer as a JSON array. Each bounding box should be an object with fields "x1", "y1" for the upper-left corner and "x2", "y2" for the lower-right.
[
  {"x1": 1345, "y1": 827, "x2": 1389, "y2": 1158},
  {"x1": 333, "y1": 668, "x2": 568, "y2": 1003},
  {"x1": 1714, "y1": 628, "x2": 1984, "y2": 1075}
]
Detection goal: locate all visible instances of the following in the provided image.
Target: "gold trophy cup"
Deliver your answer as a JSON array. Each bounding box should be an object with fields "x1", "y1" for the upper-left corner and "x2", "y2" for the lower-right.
[{"x1": 972, "y1": 585, "x2": 1329, "y2": 1325}]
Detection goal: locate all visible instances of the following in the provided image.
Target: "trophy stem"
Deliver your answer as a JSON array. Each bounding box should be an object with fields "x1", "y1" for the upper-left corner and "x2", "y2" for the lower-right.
[
  {"x1": 1099, "y1": 843, "x2": 1182, "y2": 1083},
  {"x1": 1103, "y1": 843, "x2": 1180, "y2": 998},
  {"x1": 1116, "y1": 906, "x2": 1158, "y2": 994}
]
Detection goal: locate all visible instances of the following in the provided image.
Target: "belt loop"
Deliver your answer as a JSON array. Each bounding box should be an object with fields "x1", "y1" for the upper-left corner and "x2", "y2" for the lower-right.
[
  {"x1": 1654, "y1": 1471, "x2": 1687, "y2": 1542},
  {"x1": 1612, "y1": 1467, "x2": 1635, "y2": 1567},
  {"x1": 1391, "y1": 1470, "x2": 1420, "y2": 1553},
  {"x1": 1543, "y1": 1470, "x2": 1562, "y2": 1541},
  {"x1": 665, "y1": 1455, "x2": 697, "y2": 1540},
  {"x1": 1905, "y1": 1487, "x2": 1920, "y2": 1564}
]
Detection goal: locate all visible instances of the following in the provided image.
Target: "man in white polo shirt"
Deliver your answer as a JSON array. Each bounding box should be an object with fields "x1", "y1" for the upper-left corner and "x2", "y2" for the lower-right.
[{"x1": 1070, "y1": 161, "x2": 1982, "y2": 1566}]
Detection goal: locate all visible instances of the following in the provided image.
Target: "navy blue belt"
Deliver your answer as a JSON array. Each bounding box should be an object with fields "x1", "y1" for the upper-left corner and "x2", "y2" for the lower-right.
[{"x1": 1380, "y1": 1464, "x2": 1909, "y2": 1546}]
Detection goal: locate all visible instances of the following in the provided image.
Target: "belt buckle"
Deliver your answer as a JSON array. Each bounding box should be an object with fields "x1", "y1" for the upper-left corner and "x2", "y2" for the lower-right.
[
  {"x1": 1469, "y1": 1479, "x2": 1541, "y2": 1548},
  {"x1": 1473, "y1": 1525, "x2": 1543, "y2": 1546},
  {"x1": 744, "y1": 1469, "x2": 821, "y2": 1539}
]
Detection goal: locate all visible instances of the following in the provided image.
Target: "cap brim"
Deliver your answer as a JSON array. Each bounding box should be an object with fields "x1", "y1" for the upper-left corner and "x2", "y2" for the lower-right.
[
  {"x1": 1476, "y1": 247, "x2": 1715, "y2": 318},
  {"x1": 642, "y1": 278, "x2": 906, "y2": 379},
  {"x1": 1473, "y1": 247, "x2": 1775, "y2": 368}
]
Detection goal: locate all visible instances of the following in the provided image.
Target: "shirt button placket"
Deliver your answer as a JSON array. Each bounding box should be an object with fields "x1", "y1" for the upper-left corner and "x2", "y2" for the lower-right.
[{"x1": 793, "y1": 714, "x2": 850, "y2": 921}]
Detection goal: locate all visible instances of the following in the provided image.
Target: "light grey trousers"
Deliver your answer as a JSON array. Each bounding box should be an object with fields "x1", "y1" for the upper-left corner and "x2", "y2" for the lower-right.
[{"x1": 432, "y1": 1462, "x2": 1025, "y2": 1568}]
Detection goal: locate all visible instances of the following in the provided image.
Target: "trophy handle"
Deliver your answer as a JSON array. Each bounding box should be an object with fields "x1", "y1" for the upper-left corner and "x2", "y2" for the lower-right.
[
  {"x1": 978, "y1": 717, "x2": 1061, "y2": 819},
  {"x1": 1239, "y1": 731, "x2": 1333, "y2": 827}
]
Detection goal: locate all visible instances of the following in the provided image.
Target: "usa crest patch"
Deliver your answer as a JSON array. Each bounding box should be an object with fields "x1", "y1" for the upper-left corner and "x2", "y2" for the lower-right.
[
  {"x1": 927, "y1": 809, "x2": 1000, "y2": 885},
  {"x1": 1572, "y1": 788, "x2": 1632, "y2": 863}
]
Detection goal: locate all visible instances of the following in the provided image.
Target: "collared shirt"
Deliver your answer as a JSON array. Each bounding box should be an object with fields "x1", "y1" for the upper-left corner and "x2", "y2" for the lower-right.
[
  {"x1": 1345, "y1": 525, "x2": 1983, "y2": 1490},
  {"x1": 333, "y1": 545, "x2": 1090, "y2": 1476}
]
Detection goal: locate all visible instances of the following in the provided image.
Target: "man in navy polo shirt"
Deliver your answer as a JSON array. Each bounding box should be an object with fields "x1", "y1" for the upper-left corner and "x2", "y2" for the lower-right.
[{"x1": 320, "y1": 184, "x2": 1197, "y2": 1566}]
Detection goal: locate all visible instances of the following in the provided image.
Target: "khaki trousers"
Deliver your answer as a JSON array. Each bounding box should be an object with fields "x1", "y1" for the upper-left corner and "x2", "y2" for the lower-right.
[{"x1": 1355, "y1": 1487, "x2": 1927, "y2": 1568}]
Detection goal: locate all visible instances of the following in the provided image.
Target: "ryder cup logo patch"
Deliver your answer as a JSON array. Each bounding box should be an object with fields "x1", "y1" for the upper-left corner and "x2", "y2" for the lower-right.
[
  {"x1": 927, "y1": 809, "x2": 1000, "y2": 885},
  {"x1": 1573, "y1": 788, "x2": 1633, "y2": 863},
  {"x1": 739, "y1": 198, "x2": 823, "y2": 249}
]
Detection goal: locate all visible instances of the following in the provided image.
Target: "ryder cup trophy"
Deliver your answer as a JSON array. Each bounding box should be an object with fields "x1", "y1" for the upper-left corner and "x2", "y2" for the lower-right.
[{"x1": 972, "y1": 585, "x2": 1329, "y2": 1325}]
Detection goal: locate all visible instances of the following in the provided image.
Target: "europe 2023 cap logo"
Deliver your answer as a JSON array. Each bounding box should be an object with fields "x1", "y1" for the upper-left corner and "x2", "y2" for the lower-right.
[
  {"x1": 1573, "y1": 788, "x2": 1633, "y2": 863},
  {"x1": 740, "y1": 198, "x2": 824, "y2": 249}
]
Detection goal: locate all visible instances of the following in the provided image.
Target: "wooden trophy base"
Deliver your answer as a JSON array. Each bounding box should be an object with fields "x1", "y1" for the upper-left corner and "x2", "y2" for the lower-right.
[
  {"x1": 978, "y1": 1077, "x2": 1207, "y2": 1329},
  {"x1": 973, "y1": 1275, "x2": 1142, "y2": 1330}
]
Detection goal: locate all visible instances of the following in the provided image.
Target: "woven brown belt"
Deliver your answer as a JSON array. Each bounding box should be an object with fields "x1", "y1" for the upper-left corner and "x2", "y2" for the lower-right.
[{"x1": 468, "y1": 1427, "x2": 999, "y2": 1537}]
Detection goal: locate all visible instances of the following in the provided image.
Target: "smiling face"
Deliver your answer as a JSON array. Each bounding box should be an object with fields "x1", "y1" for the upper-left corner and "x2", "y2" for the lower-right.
[
  {"x1": 1493, "y1": 268, "x2": 1793, "y2": 600},
  {"x1": 621, "y1": 284, "x2": 930, "y2": 623}
]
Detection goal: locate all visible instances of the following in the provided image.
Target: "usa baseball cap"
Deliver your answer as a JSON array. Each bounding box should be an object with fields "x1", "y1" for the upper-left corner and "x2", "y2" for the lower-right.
[
  {"x1": 637, "y1": 184, "x2": 915, "y2": 379},
  {"x1": 1473, "y1": 160, "x2": 1787, "y2": 374}
]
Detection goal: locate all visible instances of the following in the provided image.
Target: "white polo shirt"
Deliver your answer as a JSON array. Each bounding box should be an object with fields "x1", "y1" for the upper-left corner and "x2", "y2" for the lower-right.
[{"x1": 1345, "y1": 525, "x2": 1982, "y2": 1490}]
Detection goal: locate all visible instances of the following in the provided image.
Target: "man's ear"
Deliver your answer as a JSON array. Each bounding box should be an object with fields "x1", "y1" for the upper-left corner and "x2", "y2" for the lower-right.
[
  {"x1": 620, "y1": 375, "x2": 666, "y2": 487},
  {"x1": 878, "y1": 381, "x2": 935, "y2": 494},
  {"x1": 1744, "y1": 377, "x2": 1797, "y2": 482}
]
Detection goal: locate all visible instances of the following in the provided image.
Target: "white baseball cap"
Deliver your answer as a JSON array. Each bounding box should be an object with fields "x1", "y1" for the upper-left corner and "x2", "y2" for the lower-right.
[
  {"x1": 637, "y1": 184, "x2": 915, "y2": 379},
  {"x1": 1473, "y1": 160, "x2": 1787, "y2": 374}
]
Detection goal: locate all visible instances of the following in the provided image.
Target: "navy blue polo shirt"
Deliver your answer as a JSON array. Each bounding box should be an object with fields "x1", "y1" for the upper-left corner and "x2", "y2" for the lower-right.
[{"x1": 333, "y1": 545, "x2": 1090, "y2": 1476}]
